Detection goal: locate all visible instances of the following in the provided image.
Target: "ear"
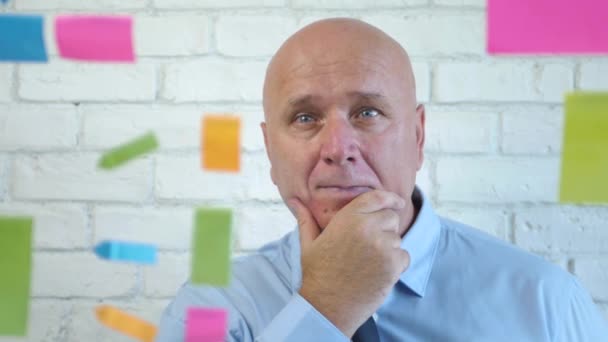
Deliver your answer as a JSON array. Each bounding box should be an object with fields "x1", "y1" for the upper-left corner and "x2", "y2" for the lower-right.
[
  {"x1": 261, "y1": 122, "x2": 278, "y2": 185},
  {"x1": 415, "y1": 104, "x2": 426, "y2": 171}
]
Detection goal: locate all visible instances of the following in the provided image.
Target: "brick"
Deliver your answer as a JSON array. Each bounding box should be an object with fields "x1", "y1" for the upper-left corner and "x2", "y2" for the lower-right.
[
  {"x1": 155, "y1": 154, "x2": 246, "y2": 201},
  {"x1": 537, "y1": 63, "x2": 573, "y2": 102},
  {"x1": 163, "y1": 60, "x2": 266, "y2": 102},
  {"x1": 82, "y1": 104, "x2": 265, "y2": 153},
  {"x1": 135, "y1": 15, "x2": 211, "y2": 57},
  {"x1": 0, "y1": 104, "x2": 78, "y2": 151},
  {"x1": 413, "y1": 62, "x2": 431, "y2": 103},
  {"x1": 81, "y1": 104, "x2": 202, "y2": 150},
  {"x1": 364, "y1": 13, "x2": 484, "y2": 56},
  {"x1": 154, "y1": 0, "x2": 285, "y2": 9},
  {"x1": 19, "y1": 61, "x2": 157, "y2": 102},
  {"x1": 237, "y1": 204, "x2": 295, "y2": 250},
  {"x1": 242, "y1": 153, "x2": 282, "y2": 201},
  {"x1": 31, "y1": 252, "x2": 137, "y2": 297},
  {"x1": 574, "y1": 258, "x2": 608, "y2": 301},
  {"x1": 434, "y1": 62, "x2": 573, "y2": 103},
  {"x1": 0, "y1": 203, "x2": 88, "y2": 249},
  {"x1": 436, "y1": 157, "x2": 559, "y2": 203},
  {"x1": 579, "y1": 62, "x2": 608, "y2": 90},
  {"x1": 216, "y1": 16, "x2": 297, "y2": 57},
  {"x1": 93, "y1": 205, "x2": 192, "y2": 250},
  {"x1": 241, "y1": 108, "x2": 266, "y2": 152},
  {"x1": 13, "y1": 154, "x2": 151, "y2": 202},
  {"x1": 16, "y1": 0, "x2": 146, "y2": 10},
  {"x1": 0, "y1": 65, "x2": 12, "y2": 102},
  {"x1": 424, "y1": 108, "x2": 496, "y2": 153},
  {"x1": 434, "y1": 0, "x2": 485, "y2": 6},
  {"x1": 66, "y1": 299, "x2": 169, "y2": 342},
  {"x1": 501, "y1": 106, "x2": 563, "y2": 154},
  {"x1": 417, "y1": 158, "x2": 434, "y2": 200},
  {"x1": 514, "y1": 206, "x2": 608, "y2": 254},
  {"x1": 435, "y1": 205, "x2": 508, "y2": 240},
  {"x1": 0, "y1": 299, "x2": 70, "y2": 342},
  {"x1": 143, "y1": 252, "x2": 189, "y2": 297},
  {"x1": 0, "y1": 155, "x2": 7, "y2": 200},
  {"x1": 293, "y1": 0, "x2": 426, "y2": 8}
]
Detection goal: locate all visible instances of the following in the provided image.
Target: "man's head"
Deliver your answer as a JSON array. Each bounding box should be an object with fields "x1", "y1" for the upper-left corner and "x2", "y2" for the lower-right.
[{"x1": 262, "y1": 18, "x2": 425, "y2": 233}]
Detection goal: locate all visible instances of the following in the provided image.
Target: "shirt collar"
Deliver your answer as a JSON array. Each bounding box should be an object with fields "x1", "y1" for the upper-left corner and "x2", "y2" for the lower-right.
[{"x1": 398, "y1": 187, "x2": 441, "y2": 297}]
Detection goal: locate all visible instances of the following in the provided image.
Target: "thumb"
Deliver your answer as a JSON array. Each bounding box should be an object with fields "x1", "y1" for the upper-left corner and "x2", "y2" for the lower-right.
[{"x1": 288, "y1": 198, "x2": 321, "y2": 252}]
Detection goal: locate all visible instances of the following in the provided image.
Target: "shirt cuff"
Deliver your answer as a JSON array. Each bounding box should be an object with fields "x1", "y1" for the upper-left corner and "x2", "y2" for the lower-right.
[{"x1": 256, "y1": 293, "x2": 350, "y2": 342}]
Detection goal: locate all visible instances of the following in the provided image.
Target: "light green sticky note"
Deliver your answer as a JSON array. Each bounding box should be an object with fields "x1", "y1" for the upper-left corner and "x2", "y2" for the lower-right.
[
  {"x1": 560, "y1": 92, "x2": 608, "y2": 204},
  {"x1": 191, "y1": 208, "x2": 232, "y2": 287},
  {"x1": 0, "y1": 216, "x2": 33, "y2": 336},
  {"x1": 98, "y1": 132, "x2": 159, "y2": 170}
]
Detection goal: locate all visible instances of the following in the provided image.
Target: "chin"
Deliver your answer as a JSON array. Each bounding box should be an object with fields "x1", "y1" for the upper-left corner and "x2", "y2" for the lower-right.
[{"x1": 309, "y1": 198, "x2": 351, "y2": 229}]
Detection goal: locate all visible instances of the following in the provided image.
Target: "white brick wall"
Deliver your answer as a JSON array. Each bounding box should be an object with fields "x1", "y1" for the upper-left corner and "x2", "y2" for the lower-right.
[{"x1": 1, "y1": 1, "x2": 607, "y2": 341}]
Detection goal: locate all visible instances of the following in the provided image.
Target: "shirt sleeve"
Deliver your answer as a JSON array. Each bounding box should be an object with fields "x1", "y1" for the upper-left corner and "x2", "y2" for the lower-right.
[
  {"x1": 556, "y1": 277, "x2": 608, "y2": 341},
  {"x1": 255, "y1": 293, "x2": 350, "y2": 342},
  {"x1": 155, "y1": 286, "x2": 349, "y2": 342}
]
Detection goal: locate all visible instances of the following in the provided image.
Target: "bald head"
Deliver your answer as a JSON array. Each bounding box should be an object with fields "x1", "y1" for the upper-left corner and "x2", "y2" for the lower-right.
[{"x1": 263, "y1": 18, "x2": 417, "y2": 118}]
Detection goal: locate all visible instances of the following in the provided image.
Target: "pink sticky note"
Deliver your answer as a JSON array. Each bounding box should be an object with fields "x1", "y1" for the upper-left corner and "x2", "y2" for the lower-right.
[
  {"x1": 488, "y1": 0, "x2": 608, "y2": 54},
  {"x1": 185, "y1": 308, "x2": 227, "y2": 342},
  {"x1": 55, "y1": 15, "x2": 135, "y2": 62}
]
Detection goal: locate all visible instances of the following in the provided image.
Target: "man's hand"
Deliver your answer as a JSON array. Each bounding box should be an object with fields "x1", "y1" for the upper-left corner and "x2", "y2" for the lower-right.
[{"x1": 289, "y1": 190, "x2": 410, "y2": 338}]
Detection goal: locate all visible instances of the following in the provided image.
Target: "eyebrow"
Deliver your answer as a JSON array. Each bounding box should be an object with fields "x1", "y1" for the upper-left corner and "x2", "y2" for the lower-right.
[{"x1": 286, "y1": 91, "x2": 386, "y2": 108}]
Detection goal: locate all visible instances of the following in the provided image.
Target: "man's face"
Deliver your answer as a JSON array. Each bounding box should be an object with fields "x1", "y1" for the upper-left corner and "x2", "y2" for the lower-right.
[{"x1": 262, "y1": 45, "x2": 425, "y2": 230}]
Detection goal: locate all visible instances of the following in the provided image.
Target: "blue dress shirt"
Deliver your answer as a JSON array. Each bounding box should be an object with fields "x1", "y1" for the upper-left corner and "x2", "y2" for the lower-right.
[{"x1": 157, "y1": 189, "x2": 608, "y2": 341}]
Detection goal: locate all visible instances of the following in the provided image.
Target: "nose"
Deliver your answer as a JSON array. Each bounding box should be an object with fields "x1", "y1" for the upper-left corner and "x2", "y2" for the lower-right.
[{"x1": 319, "y1": 116, "x2": 358, "y2": 166}]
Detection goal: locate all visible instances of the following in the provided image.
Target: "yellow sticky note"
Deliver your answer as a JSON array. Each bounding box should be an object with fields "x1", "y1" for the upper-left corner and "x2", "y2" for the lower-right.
[
  {"x1": 96, "y1": 305, "x2": 157, "y2": 342},
  {"x1": 560, "y1": 92, "x2": 608, "y2": 204},
  {"x1": 202, "y1": 115, "x2": 240, "y2": 172}
]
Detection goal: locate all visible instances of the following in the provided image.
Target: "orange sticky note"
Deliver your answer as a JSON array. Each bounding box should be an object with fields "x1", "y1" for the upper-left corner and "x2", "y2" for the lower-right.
[
  {"x1": 96, "y1": 305, "x2": 157, "y2": 342},
  {"x1": 202, "y1": 115, "x2": 240, "y2": 172}
]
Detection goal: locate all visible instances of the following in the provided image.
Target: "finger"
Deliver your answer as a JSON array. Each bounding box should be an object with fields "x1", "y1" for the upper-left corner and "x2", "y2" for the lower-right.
[
  {"x1": 349, "y1": 190, "x2": 406, "y2": 214},
  {"x1": 288, "y1": 198, "x2": 322, "y2": 252}
]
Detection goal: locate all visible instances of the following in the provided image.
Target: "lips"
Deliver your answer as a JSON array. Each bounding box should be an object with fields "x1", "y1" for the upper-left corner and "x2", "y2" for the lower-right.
[{"x1": 316, "y1": 185, "x2": 374, "y2": 197}]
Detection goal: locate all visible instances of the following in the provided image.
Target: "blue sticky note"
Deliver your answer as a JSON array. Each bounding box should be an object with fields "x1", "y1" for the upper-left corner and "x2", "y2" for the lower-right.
[
  {"x1": 94, "y1": 240, "x2": 157, "y2": 265},
  {"x1": 0, "y1": 14, "x2": 48, "y2": 62}
]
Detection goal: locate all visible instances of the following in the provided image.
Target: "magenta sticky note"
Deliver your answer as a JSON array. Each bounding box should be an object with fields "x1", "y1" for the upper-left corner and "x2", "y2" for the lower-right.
[
  {"x1": 488, "y1": 0, "x2": 608, "y2": 54},
  {"x1": 185, "y1": 308, "x2": 227, "y2": 342},
  {"x1": 55, "y1": 15, "x2": 134, "y2": 62}
]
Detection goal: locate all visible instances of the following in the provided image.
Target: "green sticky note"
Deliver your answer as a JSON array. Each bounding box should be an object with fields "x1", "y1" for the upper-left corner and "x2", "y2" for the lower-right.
[
  {"x1": 98, "y1": 132, "x2": 159, "y2": 170},
  {"x1": 0, "y1": 216, "x2": 33, "y2": 336},
  {"x1": 560, "y1": 92, "x2": 608, "y2": 204},
  {"x1": 191, "y1": 208, "x2": 232, "y2": 287}
]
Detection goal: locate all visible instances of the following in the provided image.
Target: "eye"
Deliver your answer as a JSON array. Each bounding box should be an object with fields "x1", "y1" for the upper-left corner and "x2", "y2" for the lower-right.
[
  {"x1": 358, "y1": 108, "x2": 380, "y2": 119},
  {"x1": 294, "y1": 113, "x2": 315, "y2": 124}
]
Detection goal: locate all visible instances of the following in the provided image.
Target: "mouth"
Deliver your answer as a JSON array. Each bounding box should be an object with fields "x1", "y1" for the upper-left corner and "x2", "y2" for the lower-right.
[{"x1": 317, "y1": 185, "x2": 374, "y2": 196}]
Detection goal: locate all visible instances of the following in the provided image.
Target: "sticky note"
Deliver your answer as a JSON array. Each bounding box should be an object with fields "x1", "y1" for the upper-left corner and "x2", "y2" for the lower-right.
[
  {"x1": 488, "y1": 0, "x2": 608, "y2": 54},
  {"x1": 55, "y1": 15, "x2": 134, "y2": 62},
  {"x1": 96, "y1": 305, "x2": 157, "y2": 342},
  {"x1": 202, "y1": 116, "x2": 240, "y2": 172},
  {"x1": 94, "y1": 240, "x2": 157, "y2": 265},
  {"x1": 186, "y1": 308, "x2": 228, "y2": 342},
  {"x1": 0, "y1": 14, "x2": 48, "y2": 62},
  {"x1": 191, "y1": 208, "x2": 232, "y2": 286},
  {"x1": 98, "y1": 132, "x2": 158, "y2": 169},
  {"x1": 560, "y1": 92, "x2": 608, "y2": 204},
  {"x1": 0, "y1": 216, "x2": 33, "y2": 336}
]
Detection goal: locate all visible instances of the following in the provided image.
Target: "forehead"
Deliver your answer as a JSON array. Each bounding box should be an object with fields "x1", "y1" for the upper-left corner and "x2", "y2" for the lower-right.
[{"x1": 274, "y1": 55, "x2": 401, "y2": 106}]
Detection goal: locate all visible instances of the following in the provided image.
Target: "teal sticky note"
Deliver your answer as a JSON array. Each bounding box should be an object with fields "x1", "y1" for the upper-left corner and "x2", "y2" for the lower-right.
[
  {"x1": 0, "y1": 14, "x2": 48, "y2": 62},
  {"x1": 98, "y1": 132, "x2": 159, "y2": 170},
  {"x1": 0, "y1": 216, "x2": 33, "y2": 336},
  {"x1": 191, "y1": 208, "x2": 232, "y2": 287}
]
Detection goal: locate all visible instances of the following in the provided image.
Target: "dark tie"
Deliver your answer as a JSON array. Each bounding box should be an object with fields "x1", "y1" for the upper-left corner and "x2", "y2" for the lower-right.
[{"x1": 352, "y1": 317, "x2": 380, "y2": 342}]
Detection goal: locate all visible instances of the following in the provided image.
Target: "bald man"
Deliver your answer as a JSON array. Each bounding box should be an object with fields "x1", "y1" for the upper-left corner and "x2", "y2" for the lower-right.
[{"x1": 157, "y1": 19, "x2": 607, "y2": 341}]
